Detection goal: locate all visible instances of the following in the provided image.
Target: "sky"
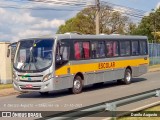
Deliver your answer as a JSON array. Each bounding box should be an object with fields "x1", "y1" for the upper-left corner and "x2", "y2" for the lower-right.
[{"x1": 0, "y1": 0, "x2": 160, "y2": 42}]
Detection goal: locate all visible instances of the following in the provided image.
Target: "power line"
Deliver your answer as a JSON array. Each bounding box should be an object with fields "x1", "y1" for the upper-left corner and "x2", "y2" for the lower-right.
[
  {"x1": 101, "y1": 1, "x2": 146, "y2": 14},
  {"x1": 0, "y1": 0, "x2": 96, "y2": 11},
  {"x1": 2, "y1": 0, "x2": 91, "y2": 11},
  {"x1": 0, "y1": 5, "x2": 82, "y2": 11},
  {"x1": 6, "y1": 0, "x2": 91, "y2": 8},
  {"x1": 101, "y1": 1, "x2": 146, "y2": 18},
  {"x1": 105, "y1": 7, "x2": 144, "y2": 18},
  {"x1": 99, "y1": 1, "x2": 145, "y2": 19},
  {"x1": 27, "y1": 0, "x2": 91, "y2": 8},
  {"x1": 2, "y1": 0, "x2": 145, "y2": 19},
  {"x1": 29, "y1": 0, "x2": 88, "y2": 5}
]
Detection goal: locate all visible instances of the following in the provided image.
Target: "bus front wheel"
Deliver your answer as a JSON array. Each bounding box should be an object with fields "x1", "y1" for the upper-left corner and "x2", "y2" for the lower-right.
[
  {"x1": 123, "y1": 69, "x2": 132, "y2": 84},
  {"x1": 70, "y1": 76, "x2": 83, "y2": 94}
]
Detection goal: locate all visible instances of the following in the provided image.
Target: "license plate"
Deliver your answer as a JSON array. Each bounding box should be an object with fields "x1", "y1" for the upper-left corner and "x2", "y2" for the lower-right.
[{"x1": 25, "y1": 84, "x2": 33, "y2": 88}]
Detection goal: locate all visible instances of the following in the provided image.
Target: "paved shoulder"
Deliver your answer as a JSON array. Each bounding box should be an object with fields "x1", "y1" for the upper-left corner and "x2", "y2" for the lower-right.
[{"x1": 0, "y1": 88, "x2": 19, "y2": 97}]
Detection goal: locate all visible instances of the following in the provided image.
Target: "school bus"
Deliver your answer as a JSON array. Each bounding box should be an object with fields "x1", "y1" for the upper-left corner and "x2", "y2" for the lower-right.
[{"x1": 9, "y1": 33, "x2": 149, "y2": 95}]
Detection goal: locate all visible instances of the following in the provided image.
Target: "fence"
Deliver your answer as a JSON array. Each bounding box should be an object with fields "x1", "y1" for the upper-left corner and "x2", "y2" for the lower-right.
[
  {"x1": 149, "y1": 43, "x2": 160, "y2": 65},
  {"x1": 45, "y1": 89, "x2": 160, "y2": 120}
]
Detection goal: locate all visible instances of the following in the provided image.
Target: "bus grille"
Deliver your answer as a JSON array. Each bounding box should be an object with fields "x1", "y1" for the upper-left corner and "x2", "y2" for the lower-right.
[
  {"x1": 20, "y1": 88, "x2": 41, "y2": 90},
  {"x1": 19, "y1": 80, "x2": 42, "y2": 82}
]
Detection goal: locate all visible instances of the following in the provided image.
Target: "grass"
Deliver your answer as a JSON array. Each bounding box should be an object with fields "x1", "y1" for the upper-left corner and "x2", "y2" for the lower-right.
[
  {"x1": 118, "y1": 105, "x2": 160, "y2": 120},
  {"x1": 0, "y1": 84, "x2": 13, "y2": 90},
  {"x1": 149, "y1": 64, "x2": 160, "y2": 69}
]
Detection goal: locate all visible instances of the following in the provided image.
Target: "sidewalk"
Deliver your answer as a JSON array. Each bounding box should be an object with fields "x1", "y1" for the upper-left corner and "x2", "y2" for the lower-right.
[
  {"x1": 0, "y1": 65, "x2": 160, "y2": 97},
  {"x1": 0, "y1": 88, "x2": 19, "y2": 97}
]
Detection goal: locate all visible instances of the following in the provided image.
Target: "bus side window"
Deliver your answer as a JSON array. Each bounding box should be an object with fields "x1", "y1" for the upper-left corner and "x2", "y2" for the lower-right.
[
  {"x1": 106, "y1": 41, "x2": 119, "y2": 57},
  {"x1": 98, "y1": 41, "x2": 105, "y2": 58},
  {"x1": 91, "y1": 41, "x2": 105, "y2": 59},
  {"x1": 132, "y1": 41, "x2": 139, "y2": 55},
  {"x1": 59, "y1": 42, "x2": 69, "y2": 61},
  {"x1": 106, "y1": 42, "x2": 113, "y2": 57},
  {"x1": 74, "y1": 42, "x2": 81, "y2": 60},
  {"x1": 82, "y1": 42, "x2": 90, "y2": 59},
  {"x1": 56, "y1": 41, "x2": 70, "y2": 65},
  {"x1": 74, "y1": 41, "x2": 90, "y2": 60},
  {"x1": 140, "y1": 41, "x2": 147, "y2": 55},
  {"x1": 113, "y1": 41, "x2": 119, "y2": 56},
  {"x1": 91, "y1": 42, "x2": 97, "y2": 58},
  {"x1": 120, "y1": 41, "x2": 131, "y2": 56}
]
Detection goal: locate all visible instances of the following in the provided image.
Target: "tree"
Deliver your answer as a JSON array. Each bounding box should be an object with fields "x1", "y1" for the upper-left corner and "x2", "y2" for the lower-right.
[
  {"x1": 57, "y1": 7, "x2": 96, "y2": 34},
  {"x1": 57, "y1": 6, "x2": 134, "y2": 35},
  {"x1": 131, "y1": 7, "x2": 160, "y2": 43}
]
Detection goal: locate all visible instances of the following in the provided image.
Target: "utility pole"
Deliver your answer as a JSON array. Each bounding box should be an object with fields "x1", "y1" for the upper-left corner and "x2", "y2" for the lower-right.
[
  {"x1": 95, "y1": 0, "x2": 100, "y2": 34},
  {"x1": 152, "y1": 9, "x2": 157, "y2": 43}
]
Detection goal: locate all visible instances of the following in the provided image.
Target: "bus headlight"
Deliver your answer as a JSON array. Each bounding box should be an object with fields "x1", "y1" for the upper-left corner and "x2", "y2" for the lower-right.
[{"x1": 43, "y1": 73, "x2": 52, "y2": 82}]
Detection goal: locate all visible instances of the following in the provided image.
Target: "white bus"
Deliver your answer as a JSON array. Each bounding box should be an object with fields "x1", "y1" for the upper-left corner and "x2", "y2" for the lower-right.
[{"x1": 8, "y1": 33, "x2": 149, "y2": 95}]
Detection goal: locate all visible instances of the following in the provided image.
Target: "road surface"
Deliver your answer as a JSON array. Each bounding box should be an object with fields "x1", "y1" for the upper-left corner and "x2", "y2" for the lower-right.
[{"x1": 0, "y1": 71, "x2": 160, "y2": 119}]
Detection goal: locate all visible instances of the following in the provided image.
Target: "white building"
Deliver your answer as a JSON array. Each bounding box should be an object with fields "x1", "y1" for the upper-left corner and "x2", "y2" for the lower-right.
[{"x1": 0, "y1": 42, "x2": 12, "y2": 84}]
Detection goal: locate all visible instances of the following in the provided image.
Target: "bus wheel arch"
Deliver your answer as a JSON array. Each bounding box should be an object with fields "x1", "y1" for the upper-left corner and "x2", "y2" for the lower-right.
[
  {"x1": 70, "y1": 72, "x2": 84, "y2": 94},
  {"x1": 75, "y1": 72, "x2": 84, "y2": 81},
  {"x1": 126, "y1": 66, "x2": 132, "y2": 74}
]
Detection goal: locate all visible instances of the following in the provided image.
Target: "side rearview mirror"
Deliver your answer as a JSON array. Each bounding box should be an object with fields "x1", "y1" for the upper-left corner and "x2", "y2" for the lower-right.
[
  {"x1": 56, "y1": 55, "x2": 62, "y2": 64},
  {"x1": 7, "y1": 42, "x2": 17, "y2": 57},
  {"x1": 7, "y1": 48, "x2": 10, "y2": 57}
]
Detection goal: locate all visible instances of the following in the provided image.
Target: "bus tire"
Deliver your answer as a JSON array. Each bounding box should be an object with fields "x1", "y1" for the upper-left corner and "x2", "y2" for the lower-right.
[
  {"x1": 39, "y1": 92, "x2": 49, "y2": 96},
  {"x1": 123, "y1": 69, "x2": 132, "y2": 84},
  {"x1": 71, "y1": 76, "x2": 83, "y2": 94}
]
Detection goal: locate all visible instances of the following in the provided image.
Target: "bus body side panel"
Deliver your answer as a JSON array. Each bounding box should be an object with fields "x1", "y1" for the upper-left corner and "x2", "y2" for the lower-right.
[
  {"x1": 131, "y1": 55, "x2": 149, "y2": 77},
  {"x1": 131, "y1": 66, "x2": 139, "y2": 77},
  {"x1": 83, "y1": 72, "x2": 95, "y2": 85},
  {"x1": 54, "y1": 56, "x2": 149, "y2": 90},
  {"x1": 137, "y1": 55, "x2": 149, "y2": 76},
  {"x1": 53, "y1": 75, "x2": 73, "y2": 90},
  {"x1": 54, "y1": 62, "x2": 73, "y2": 90},
  {"x1": 112, "y1": 68, "x2": 124, "y2": 80}
]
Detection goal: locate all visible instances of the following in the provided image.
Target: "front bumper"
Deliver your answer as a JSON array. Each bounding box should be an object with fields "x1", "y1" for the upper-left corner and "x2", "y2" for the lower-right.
[{"x1": 13, "y1": 79, "x2": 54, "y2": 92}]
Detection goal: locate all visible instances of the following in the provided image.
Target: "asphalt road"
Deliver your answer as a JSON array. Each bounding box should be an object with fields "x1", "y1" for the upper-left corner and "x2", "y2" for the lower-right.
[{"x1": 0, "y1": 71, "x2": 160, "y2": 113}]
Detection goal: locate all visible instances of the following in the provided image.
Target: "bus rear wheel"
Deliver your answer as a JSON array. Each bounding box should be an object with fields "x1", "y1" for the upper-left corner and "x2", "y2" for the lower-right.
[
  {"x1": 70, "y1": 76, "x2": 83, "y2": 94},
  {"x1": 123, "y1": 69, "x2": 132, "y2": 84}
]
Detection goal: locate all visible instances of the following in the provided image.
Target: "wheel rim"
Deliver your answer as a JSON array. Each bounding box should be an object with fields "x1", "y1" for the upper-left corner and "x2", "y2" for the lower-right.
[
  {"x1": 74, "y1": 79, "x2": 81, "y2": 90},
  {"x1": 126, "y1": 72, "x2": 131, "y2": 82}
]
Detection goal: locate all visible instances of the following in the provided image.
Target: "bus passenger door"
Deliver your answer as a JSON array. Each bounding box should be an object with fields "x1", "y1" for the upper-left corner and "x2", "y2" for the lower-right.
[{"x1": 54, "y1": 41, "x2": 72, "y2": 90}]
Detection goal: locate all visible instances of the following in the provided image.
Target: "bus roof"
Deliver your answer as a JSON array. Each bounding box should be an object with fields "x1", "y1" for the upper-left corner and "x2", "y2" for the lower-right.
[
  {"x1": 55, "y1": 33, "x2": 147, "y2": 40},
  {"x1": 18, "y1": 33, "x2": 147, "y2": 42}
]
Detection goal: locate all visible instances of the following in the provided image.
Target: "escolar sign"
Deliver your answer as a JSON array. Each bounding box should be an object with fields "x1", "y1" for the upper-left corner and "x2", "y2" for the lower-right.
[{"x1": 98, "y1": 62, "x2": 115, "y2": 69}]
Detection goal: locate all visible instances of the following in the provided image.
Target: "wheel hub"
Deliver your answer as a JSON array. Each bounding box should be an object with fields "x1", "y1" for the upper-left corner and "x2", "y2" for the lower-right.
[
  {"x1": 126, "y1": 72, "x2": 131, "y2": 82},
  {"x1": 74, "y1": 80, "x2": 81, "y2": 89}
]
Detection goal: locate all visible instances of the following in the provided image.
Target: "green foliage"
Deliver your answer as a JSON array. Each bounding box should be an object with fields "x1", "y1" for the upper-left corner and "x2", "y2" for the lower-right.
[
  {"x1": 57, "y1": 7, "x2": 135, "y2": 35},
  {"x1": 57, "y1": 6, "x2": 160, "y2": 43},
  {"x1": 57, "y1": 7, "x2": 96, "y2": 34},
  {"x1": 131, "y1": 7, "x2": 160, "y2": 43}
]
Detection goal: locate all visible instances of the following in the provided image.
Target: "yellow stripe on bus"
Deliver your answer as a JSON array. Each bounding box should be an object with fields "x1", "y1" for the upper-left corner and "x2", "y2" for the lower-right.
[{"x1": 55, "y1": 58, "x2": 149, "y2": 76}]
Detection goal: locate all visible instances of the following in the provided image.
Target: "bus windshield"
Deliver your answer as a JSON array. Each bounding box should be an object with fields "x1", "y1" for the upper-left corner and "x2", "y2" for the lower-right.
[{"x1": 14, "y1": 39, "x2": 54, "y2": 72}]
